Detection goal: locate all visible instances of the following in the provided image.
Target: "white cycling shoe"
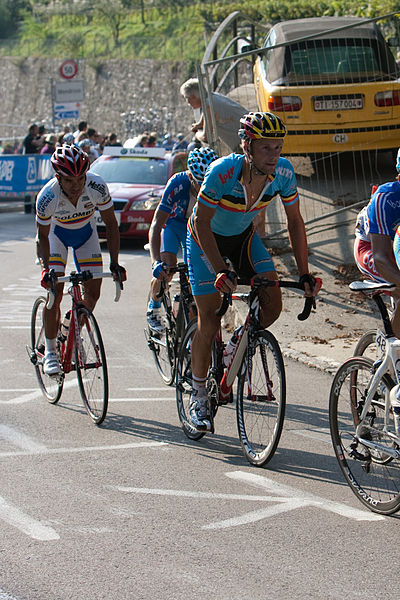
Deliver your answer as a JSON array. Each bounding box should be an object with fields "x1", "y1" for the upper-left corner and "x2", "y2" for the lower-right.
[{"x1": 43, "y1": 352, "x2": 61, "y2": 376}]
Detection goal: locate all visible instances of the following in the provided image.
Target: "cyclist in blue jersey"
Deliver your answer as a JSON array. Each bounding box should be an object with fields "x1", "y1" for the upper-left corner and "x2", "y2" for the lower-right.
[
  {"x1": 187, "y1": 112, "x2": 320, "y2": 431},
  {"x1": 36, "y1": 144, "x2": 126, "y2": 376},
  {"x1": 147, "y1": 147, "x2": 218, "y2": 332},
  {"x1": 355, "y1": 147, "x2": 400, "y2": 336}
]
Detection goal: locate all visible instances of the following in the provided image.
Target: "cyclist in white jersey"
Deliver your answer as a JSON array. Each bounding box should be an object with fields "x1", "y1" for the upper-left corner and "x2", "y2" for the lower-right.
[{"x1": 36, "y1": 144, "x2": 126, "y2": 376}]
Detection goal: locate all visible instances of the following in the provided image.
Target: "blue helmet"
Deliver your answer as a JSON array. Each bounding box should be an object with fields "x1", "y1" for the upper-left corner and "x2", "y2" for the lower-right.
[
  {"x1": 187, "y1": 147, "x2": 218, "y2": 183},
  {"x1": 396, "y1": 148, "x2": 400, "y2": 173}
]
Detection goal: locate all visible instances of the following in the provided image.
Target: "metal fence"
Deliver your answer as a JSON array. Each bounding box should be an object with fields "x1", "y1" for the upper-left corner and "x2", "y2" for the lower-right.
[{"x1": 197, "y1": 11, "x2": 400, "y2": 240}]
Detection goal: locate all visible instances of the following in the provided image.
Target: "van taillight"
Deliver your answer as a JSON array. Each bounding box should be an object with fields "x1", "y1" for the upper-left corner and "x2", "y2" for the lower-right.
[
  {"x1": 374, "y1": 90, "x2": 400, "y2": 107},
  {"x1": 267, "y1": 96, "x2": 302, "y2": 111}
]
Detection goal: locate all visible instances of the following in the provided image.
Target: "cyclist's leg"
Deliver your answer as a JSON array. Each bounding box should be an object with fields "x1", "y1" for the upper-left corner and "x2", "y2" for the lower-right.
[
  {"x1": 245, "y1": 230, "x2": 282, "y2": 329},
  {"x1": 43, "y1": 234, "x2": 67, "y2": 374},
  {"x1": 73, "y1": 228, "x2": 103, "y2": 311},
  {"x1": 187, "y1": 233, "x2": 221, "y2": 429}
]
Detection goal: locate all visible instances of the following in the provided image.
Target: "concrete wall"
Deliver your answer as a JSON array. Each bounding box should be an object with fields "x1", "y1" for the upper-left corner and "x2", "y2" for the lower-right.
[{"x1": 0, "y1": 57, "x2": 193, "y2": 142}]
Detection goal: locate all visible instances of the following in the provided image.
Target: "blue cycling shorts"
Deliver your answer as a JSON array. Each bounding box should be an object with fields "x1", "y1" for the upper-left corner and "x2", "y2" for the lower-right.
[
  {"x1": 187, "y1": 224, "x2": 275, "y2": 296},
  {"x1": 49, "y1": 222, "x2": 103, "y2": 274},
  {"x1": 161, "y1": 219, "x2": 187, "y2": 263}
]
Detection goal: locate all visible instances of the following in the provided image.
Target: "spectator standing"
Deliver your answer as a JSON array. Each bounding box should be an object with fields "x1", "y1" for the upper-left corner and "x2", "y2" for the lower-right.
[
  {"x1": 73, "y1": 121, "x2": 88, "y2": 141},
  {"x1": 180, "y1": 78, "x2": 247, "y2": 153},
  {"x1": 78, "y1": 138, "x2": 97, "y2": 164},
  {"x1": 40, "y1": 134, "x2": 57, "y2": 154},
  {"x1": 104, "y1": 133, "x2": 122, "y2": 147},
  {"x1": 161, "y1": 134, "x2": 175, "y2": 151},
  {"x1": 23, "y1": 124, "x2": 44, "y2": 154},
  {"x1": 172, "y1": 133, "x2": 188, "y2": 153}
]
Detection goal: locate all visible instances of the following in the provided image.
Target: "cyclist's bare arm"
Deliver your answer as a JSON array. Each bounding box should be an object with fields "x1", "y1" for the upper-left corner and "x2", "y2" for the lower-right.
[
  {"x1": 149, "y1": 207, "x2": 169, "y2": 265},
  {"x1": 284, "y1": 202, "x2": 317, "y2": 297},
  {"x1": 99, "y1": 206, "x2": 125, "y2": 281},
  {"x1": 36, "y1": 223, "x2": 51, "y2": 271},
  {"x1": 371, "y1": 233, "x2": 400, "y2": 289}
]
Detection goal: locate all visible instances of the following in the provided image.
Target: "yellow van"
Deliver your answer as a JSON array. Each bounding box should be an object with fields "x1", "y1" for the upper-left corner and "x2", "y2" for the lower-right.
[{"x1": 253, "y1": 16, "x2": 400, "y2": 155}]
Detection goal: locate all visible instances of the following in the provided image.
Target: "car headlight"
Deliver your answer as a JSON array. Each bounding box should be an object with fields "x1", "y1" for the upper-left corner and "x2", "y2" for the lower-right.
[{"x1": 129, "y1": 194, "x2": 161, "y2": 211}]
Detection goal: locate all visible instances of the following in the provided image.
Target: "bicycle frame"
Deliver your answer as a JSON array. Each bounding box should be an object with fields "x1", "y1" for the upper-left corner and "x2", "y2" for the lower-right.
[{"x1": 350, "y1": 281, "x2": 400, "y2": 453}]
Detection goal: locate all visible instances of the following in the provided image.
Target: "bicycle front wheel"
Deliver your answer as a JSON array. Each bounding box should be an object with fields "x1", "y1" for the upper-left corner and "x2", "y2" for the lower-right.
[
  {"x1": 329, "y1": 356, "x2": 400, "y2": 515},
  {"x1": 237, "y1": 330, "x2": 286, "y2": 467},
  {"x1": 30, "y1": 296, "x2": 64, "y2": 404},
  {"x1": 146, "y1": 293, "x2": 175, "y2": 386},
  {"x1": 75, "y1": 307, "x2": 108, "y2": 425},
  {"x1": 175, "y1": 320, "x2": 206, "y2": 441}
]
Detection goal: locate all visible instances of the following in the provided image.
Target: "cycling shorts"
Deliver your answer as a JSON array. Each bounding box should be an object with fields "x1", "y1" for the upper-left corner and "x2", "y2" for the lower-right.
[
  {"x1": 187, "y1": 224, "x2": 274, "y2": 296},
  {"x1": 161, "y1": 219, "x2": 187, "y2": 263},
  {"x1": 353, "y1": 238, "x2": 388, "y2": 284},
  {"x1": 49, "y1": 222, "x2": 103, "y2": 275}
]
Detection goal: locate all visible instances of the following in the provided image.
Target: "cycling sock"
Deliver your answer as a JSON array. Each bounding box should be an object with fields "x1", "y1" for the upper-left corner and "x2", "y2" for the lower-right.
[
  {"x1": 45, "y1": 337, "x2": 57, "y2": 353},
  {"x1": 192, "y1": 374, "x2": 207, "y2": 395},
  {"x1": 148, "y1": 298, "x2": 162, "y2": 311}
]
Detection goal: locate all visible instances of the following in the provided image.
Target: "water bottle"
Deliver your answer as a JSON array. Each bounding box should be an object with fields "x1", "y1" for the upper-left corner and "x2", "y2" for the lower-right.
[
  {"x1": 223, "y1": 326, "x2": 243, "y2": 367},
  {"x1": 172, "y1": 294, "x2": 180, "y2": 318},
  {"x1": 60, "y1": 310, "x2": 71, "y2": 340}
]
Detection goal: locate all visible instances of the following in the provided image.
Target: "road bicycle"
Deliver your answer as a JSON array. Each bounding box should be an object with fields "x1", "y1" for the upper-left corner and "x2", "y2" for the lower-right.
[
  {"x1": 353, "y1": 294, "x2": 394, "y2": 362},
  {"x1": 27, "y1": 269, "x2": 122, "y2": 425},
  {"x1": 145, "y1": 262, "x2": 196, "y2": 385},
  {"x1": 176, "y1": 277, "x2": 320, "y2": 467},
  {"x1": 329, "y1": 279, "x2": 400, "y2": 515}
]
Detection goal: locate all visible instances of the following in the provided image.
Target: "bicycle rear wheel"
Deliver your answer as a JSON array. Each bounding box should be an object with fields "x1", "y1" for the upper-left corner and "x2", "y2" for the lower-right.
[
  {"x1": 75, "y1": 306, "x2": 108, "y2": 425},
  {"x1": 146, "y1": 293, "x2": 175, "y2": 385},
  {"x1": 30, "y1": 296, "x2": 64, "y2": 403},
  {"x1": 236, "y1": 330, "x2": 286, "y2": 467},
  {"x1": 175, "y1": 320, "x2": 206, "y2": 440},
  {"x1": 329, "y1": 356, "x2": 400, "y2": 515}
]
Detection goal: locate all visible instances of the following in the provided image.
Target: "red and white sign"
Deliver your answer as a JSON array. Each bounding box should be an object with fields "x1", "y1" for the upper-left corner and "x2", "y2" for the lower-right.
[{"x1": 59, "y1": 60, "x2": 78, "y2": 80}]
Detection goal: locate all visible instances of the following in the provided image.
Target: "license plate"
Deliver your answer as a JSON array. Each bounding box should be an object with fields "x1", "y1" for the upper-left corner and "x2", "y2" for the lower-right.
[
  {"x1": 95, "y1": 211, "x2": 121, "y2": 226},
  {"x1": 314, "y1": 98, "x2": 363, "y2": 111}
]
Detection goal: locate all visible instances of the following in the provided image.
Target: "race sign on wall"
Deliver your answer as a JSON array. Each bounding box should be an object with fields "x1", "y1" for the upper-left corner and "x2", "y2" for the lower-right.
[{"x1": 0, "y1": 155, "x2": 53, "y2": 195}]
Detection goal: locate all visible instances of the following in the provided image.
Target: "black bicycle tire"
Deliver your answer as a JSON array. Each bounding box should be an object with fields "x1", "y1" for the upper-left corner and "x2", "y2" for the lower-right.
[
  {"x1": 354, "y1": 329, "x2": 378, "y2": 358},
  {"x1": 30, "y1": 296, "x2": 64, "y2": 404},
  {"x1": 75, "y1": 307, "x2": 108, "y2": 425},
  {"x1": 147, "y1": 292, "x2": 175, "y2": 386},
  {"x1": 175, "y1": 319, "x2": 206, "y2": 441},
  {"x1": 236, "y1": 330, "x2": 286, "y2": 467},
  {"x1": 329, "y1": 356, "x2": 400, "y2": 515}
]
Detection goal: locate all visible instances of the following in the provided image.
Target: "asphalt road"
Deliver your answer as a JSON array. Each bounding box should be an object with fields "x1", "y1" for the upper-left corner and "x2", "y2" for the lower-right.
[{"x1": 0, "y1": 210, "x2": 398, "y2": 600}]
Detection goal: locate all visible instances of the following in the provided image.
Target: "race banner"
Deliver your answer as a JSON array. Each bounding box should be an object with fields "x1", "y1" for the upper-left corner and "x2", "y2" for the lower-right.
[{"x1": 0, "y1": 154, "x2": 54, "y2": 195}]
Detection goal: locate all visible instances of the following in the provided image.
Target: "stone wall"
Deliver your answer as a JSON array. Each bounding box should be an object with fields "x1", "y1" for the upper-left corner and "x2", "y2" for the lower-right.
[{"x1": 0, "y1": 57, "x2": 194, "y2": 142}]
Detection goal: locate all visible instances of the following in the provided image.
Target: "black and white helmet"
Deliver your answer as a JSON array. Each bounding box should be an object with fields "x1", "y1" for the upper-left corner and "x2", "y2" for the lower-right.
[{"x1": 187, "y1": 147, "x2": 219, "y2": 183}]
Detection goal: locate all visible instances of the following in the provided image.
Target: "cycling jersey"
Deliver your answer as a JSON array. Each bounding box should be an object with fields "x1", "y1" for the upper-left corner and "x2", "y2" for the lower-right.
[
  {"x1": 157, "y1": 171, "x2": 193, "y2": 224},
  {"x1": 36, "y1": 172, "x2": 113, "y2": 275},
  {"x1": 355, "y1": 180, "x2": 400, "y2": 242},
  {"x1": 189, "y1": 153, "x2": 299, "y2": 238},
  {"x1": 36, "y1": 172, "x2": 113, "y2": 230}
]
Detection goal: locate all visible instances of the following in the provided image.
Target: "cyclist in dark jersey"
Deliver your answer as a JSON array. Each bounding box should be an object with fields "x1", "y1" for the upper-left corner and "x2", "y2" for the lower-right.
[{"x1": 186, "y1": 111, "x2": 319, "y2": 431}]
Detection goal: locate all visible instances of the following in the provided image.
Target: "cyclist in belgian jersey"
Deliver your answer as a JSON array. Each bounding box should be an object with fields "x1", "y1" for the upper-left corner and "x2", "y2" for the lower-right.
[
  {"x1": 354, "y1": 147, "x2": 400, "y2": 335},
  {"x1": 147, "y1": 147, "x2": 218, "y2": 332},
  {"x1": 36, "y1": 144, "x2": 126, "y2": 376},
  {"x1": 187, "y1": 111, "x2": 319, "y2": 431}
]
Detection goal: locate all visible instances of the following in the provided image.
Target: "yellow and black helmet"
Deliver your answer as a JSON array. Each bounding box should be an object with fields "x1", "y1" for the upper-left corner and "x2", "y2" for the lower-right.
[{"x1": 238, "y1": 112, "x2": 286, "y2": 140}]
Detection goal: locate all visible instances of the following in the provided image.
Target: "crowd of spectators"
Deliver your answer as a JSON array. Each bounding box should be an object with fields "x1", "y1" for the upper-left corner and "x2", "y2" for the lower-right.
[{"x1": 0, "y1": 120, "x2": 195, "y2": 158}]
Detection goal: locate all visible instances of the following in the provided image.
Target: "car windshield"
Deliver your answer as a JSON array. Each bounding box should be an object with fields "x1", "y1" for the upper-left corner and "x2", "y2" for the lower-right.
[{"x1": 91, "y1": 157, "x2": 169, "y2": 185}]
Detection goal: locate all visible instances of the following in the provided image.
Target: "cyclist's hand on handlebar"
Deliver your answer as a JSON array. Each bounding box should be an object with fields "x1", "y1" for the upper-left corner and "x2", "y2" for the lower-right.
[
  {"x1": 41, "y1": 268, "x2": 52, "y2": 290},
  {"x1": 110, "y1": 262, "x2": 127, "y2": 287},
  {"x1": 299, "y1": 273, "x2": 322, "y2": 297},
  {"x1": 152, "y1": 260, "x2": 167, "y2": 279},
  {"x1": 214, "y1": 269, "x2": 238, "y2": 294}
]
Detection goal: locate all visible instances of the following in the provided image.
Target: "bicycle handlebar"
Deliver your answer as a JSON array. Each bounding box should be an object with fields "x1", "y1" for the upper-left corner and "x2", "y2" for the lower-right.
[
  {"x1": 46, "y1": 270, "x2": 122, "y2": 309},
  {"x1": 216, "y1": 277, "x2": 322, "y2": 320}
]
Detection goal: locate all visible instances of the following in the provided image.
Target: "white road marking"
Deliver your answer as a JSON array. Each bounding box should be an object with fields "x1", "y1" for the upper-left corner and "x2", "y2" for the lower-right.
[
  {"x1": 111, "y1": 470, "x2": 384, "y2": 527},
  {"x1": 0, "y1": 425, "x2": 47, "y2": 451},
  {"x1": 1, "y1": 326, "x2": 30, "y2": 329},
  {"x1": 227, "y1": 471, "x2": 384, "y2": 522},
  {"x1": 0, "y1": 495, "x2": 59, "y2": 541},
  {"x1": 109, "y1": 397, "x2": 175, "y2": 403},
  {"x1": 0, "y1": 389, "x2": 37, "y2": 393},
  {"x1": 0, "y1": 588, "x2": 22, "y2": 600},
  {"x1": 125, "y1": 387, "x2": 176, "y2": 391},
  {"x1": 0, "y1": 441, "x2": 167, "y2": 458},
  {"x1": 0, "y1": 379, "x2": 78, "y2": 404},
  {"x1": 293, "y1": 428, "x2": 331, "y2": 443}
]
